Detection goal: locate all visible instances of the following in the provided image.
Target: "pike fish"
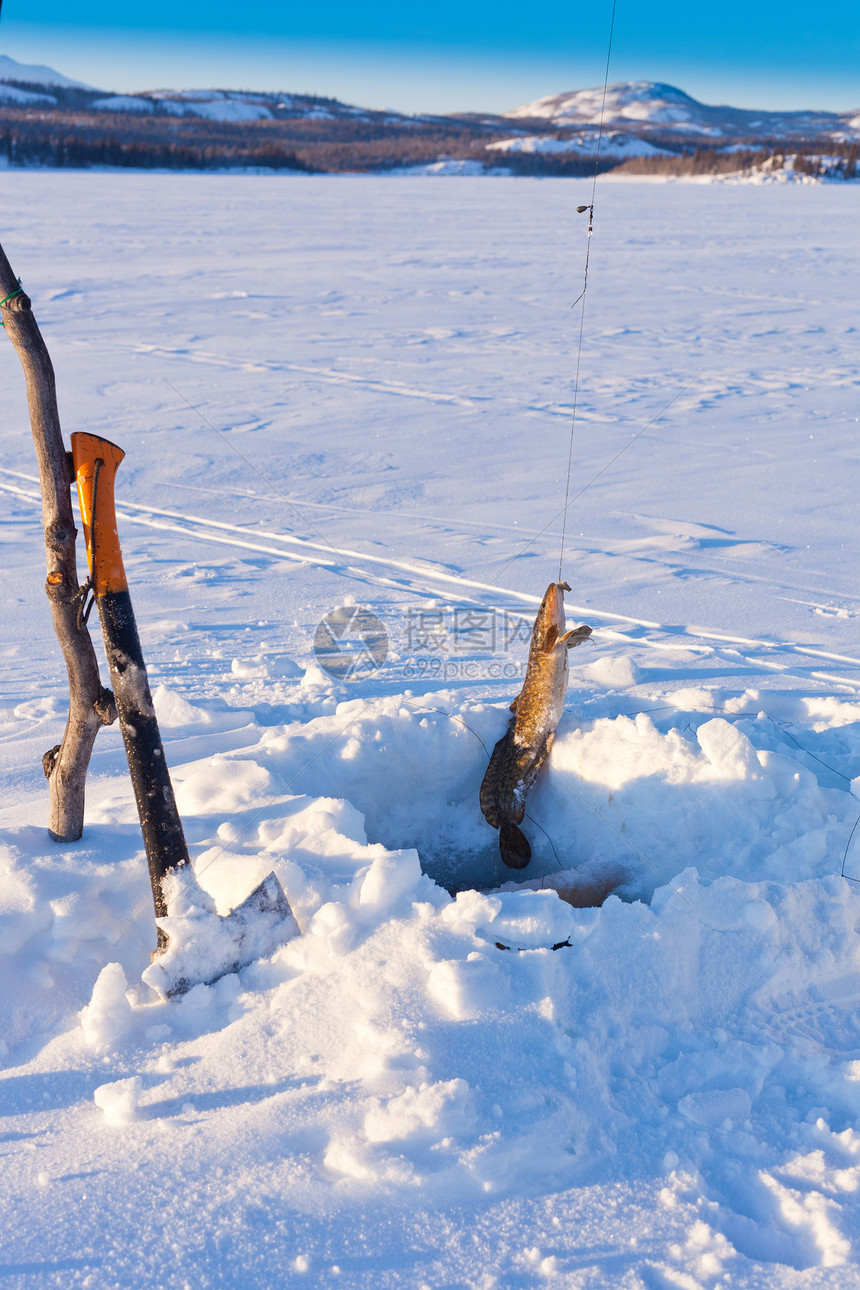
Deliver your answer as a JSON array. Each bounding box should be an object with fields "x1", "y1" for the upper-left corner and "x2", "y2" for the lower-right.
[{"x1": 480, "y1": 582, "x2": 591, "y2": 868}]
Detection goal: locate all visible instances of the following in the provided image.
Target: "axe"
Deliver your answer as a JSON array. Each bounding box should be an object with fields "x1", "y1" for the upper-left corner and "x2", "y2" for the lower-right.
[{"x1": 71, "y1": 432, "x2": 296, "y2": 995}]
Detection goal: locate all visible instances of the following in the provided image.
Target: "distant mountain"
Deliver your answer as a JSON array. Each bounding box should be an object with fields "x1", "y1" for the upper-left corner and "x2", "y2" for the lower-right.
[
  {"x1": 0, "y1": 58, "x2": 857, "y2": 177},
  {"x1": 0, "y1": 54, "x2": 93, "y2": 91},
  {"x1": 1, "y1": 55, "x2": 857, "y2": 142},
  {"x1": 507, "y1": 81, "x2": 860, "y2": 142}
]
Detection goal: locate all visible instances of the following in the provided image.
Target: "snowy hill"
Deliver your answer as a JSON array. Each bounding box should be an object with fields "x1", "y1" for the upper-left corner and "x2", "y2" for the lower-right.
[
  {"x1": 0, "y1": 54, "x2": 372, "y2": 125},
  {"x1": 0, "y1": 53, "x2": 93, "y2": 90},
  {"x1": 72, "y1": 84, "x2": 382, "y2": 125},
  {"x1": 507, "y1": 80, "x2": 860, "y2": 141},
  {"x1": 0, "y1": 81, "x2": 57, "y2": 107},
  {"x1": 90, "y1": 90, "x2": 277, "y2": 122},
  {"x1": 2, "y1": 56, "x2": 858, "y2": 173}
]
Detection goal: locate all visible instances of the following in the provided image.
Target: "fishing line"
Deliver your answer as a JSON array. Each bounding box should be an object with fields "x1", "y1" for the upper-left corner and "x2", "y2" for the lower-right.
[
  {"x1": 557, "y1": 0, "x2": 618, "y2": 584},
  {"x1": 4, "y1": 467, "x2": 856, "y2": 701},
  {"x1": 495, "y1": 377, "x2": 697, "y2": 586},
  {"x1": 165, "y1": 367, "x2": 694, "y2": 605},
  {"x1": 399, "y1": 697, "x2": 666, "y2": 885},
  {"x1": 603, "y1": 698, "x2": 859, "y2": 888},
  {"x1": 192, "y1": 687, "x2": 858, "y2": 894},
  {"x1": 193, "y1": 695, "x2": 507, "y2": 887},
  {"x1": 523, "y1": 813, "x2": 565, "y2": 873},
  {"x1": 842, "y1": 816, "x2": 860, "y2": 882},
  {"x1": 399, "y1": 698, "x2": 567, "y2": 874},
  {"x1": 191, "y1": 692, "x2": 568, "y2": 898},
  {"x1": 620, "y1": 701, "x2": 852, "y2": 785}
]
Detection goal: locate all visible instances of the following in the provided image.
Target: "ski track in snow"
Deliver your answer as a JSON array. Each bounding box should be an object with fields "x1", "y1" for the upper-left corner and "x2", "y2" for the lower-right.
[
  {"x1": 4, "y1": 467, "x2": 860, "y2": 696},
  {"x1": 3, "y1": 174, "x2": 860, "y2": 1289}
]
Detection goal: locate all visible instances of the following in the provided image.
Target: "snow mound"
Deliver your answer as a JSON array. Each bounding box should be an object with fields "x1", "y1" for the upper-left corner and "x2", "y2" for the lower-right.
[{"x1": 93, "y1": 1076, "x2": 143, "y2": 1124}]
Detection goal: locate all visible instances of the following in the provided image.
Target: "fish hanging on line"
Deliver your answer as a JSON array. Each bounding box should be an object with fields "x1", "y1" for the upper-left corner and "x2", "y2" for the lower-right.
[{"x1": 480, "y1": 582, "x2": 591, "y2": 868}]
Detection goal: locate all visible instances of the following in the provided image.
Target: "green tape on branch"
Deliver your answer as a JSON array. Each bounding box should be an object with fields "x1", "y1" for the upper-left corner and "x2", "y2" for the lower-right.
[{"x1": 0, "y1": 279, "x2": 23, "y2": 326}]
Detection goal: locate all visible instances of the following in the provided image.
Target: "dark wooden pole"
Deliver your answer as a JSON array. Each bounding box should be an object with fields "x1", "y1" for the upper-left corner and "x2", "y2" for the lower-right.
[
  {"x1": 71, "y1": 433, "x2": 190, "y2": 945},
  {"x1": 0, "y1": 241, "x2": 115, "y2": 840}
]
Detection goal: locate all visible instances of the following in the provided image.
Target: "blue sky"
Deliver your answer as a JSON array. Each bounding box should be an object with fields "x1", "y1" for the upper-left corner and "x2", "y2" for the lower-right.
[{"x1": 1, "y1": 1, "x2": 858, "y2": 113}]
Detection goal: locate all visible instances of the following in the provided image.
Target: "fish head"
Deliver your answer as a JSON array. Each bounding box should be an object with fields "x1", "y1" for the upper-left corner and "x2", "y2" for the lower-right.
[{"x1": 530, "y1": 581, "x2": 570, "y2": 651}]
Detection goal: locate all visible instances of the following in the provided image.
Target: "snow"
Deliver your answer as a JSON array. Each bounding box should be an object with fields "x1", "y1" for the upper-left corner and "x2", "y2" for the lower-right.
[
  {"x1": 715, "y1": 156, "x2": 821, "y2": 186},
  {"x1": 0, "y1": 53, "x2": 94, "y2": 89},
  {"x1": 388, "y1": 158, "x2": 506, "y2": 176},
  {"x1": 90, "y1": 95, "x2": 155, "y2": 115},
  {"x1": 506, "y1": 80, "x2": 860, "y2": 142},
  {"x1": 162, "y1": 88, "x2": 231, "y2": 101},
  {"x1": 142, "y1": 88, "x2": 274, "y2": 121},
  {"x1": 0, "y1": 82, "x2": 56, "y2": 107},
  {"x1": 97, "y1": 89, "x2": 275, "y2": 121},
  {"x1": 183, "y1": 98, "x2": 273, "y2": 123},
  {"x1": 507, "y1": 81, "x2": 706, "y2": 128},
  {"x1": 2, "y1": 172, "x2": 860, "y2": 1286},
  {"x1": 487, "y1": 132, "x2": 669, "y2": 158}
]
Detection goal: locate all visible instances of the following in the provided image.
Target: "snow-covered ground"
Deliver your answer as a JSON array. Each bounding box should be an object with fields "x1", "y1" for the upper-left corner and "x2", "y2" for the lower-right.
[
  {"x1": 2, "y1": 172, "x2": 860, "y2": 1288},
  {"x1": 487, "y1": 132, "x2": 669, "y2": 158}
]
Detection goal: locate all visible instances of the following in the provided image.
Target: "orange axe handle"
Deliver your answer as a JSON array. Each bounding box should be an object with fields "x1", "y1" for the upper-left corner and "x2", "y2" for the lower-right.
[{"x1": 71, "y1": 432, "x2": 190, "y2": 934}]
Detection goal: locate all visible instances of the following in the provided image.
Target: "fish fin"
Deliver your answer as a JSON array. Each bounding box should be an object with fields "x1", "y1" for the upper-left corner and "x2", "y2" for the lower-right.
[
  {"x1": 509, "y1": 690, "x2": 522, "y2": 714},
  {"x1": 500, "y1": 821, "x2": 532, "y2": 869},
  {"x1": 561, "y1": 625, "x2": 592, "y2": 649},
  {"x1": 542, "y1": 624, "x2": 559, "y2": 653},
  {"x1": 480, "y1": 729, "x2": 512, "y2": 829}
]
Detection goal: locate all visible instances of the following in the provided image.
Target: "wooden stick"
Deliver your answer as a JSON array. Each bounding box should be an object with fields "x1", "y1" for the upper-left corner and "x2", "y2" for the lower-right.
[{"x1": 0, "y1": 240, "x2": 115, "y2": 840}]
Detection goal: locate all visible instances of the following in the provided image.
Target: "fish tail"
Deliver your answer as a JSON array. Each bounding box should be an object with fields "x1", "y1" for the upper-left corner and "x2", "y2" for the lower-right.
[{"x1": 499, "y1": 821, "x2": 532, "y2": 869}]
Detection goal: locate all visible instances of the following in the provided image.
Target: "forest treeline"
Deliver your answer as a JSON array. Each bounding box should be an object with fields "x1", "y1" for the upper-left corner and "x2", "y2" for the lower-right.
[{"x1": 0, "y1": 103, "x2": 857, "y2": 178}]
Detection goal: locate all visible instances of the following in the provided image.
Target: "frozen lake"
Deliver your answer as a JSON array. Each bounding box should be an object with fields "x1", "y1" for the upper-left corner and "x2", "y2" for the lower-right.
[{"x1": 2, "y1": 172, "x2": 860, "y2": 1287}]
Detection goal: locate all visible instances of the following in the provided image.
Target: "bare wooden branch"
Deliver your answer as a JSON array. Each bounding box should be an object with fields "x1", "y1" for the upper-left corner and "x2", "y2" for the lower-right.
[{"x1": 0, "y1": 240, "x2": 114, "y2": 840}]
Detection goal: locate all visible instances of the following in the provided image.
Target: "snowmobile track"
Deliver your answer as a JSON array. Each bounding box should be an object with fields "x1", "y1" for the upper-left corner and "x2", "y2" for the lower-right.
[{"x1": 2, "y1": 470, "x2": 858, "y2": 694}]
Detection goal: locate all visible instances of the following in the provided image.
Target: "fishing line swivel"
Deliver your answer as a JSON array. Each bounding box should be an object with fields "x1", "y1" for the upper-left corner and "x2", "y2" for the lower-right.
[{"x1": 568, "y1": 206, "x2": 595, "y2": 311}]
